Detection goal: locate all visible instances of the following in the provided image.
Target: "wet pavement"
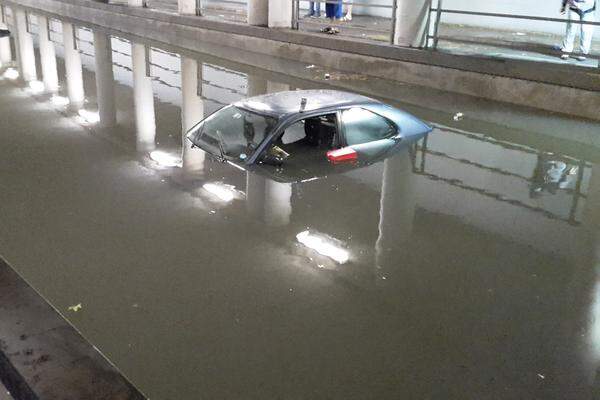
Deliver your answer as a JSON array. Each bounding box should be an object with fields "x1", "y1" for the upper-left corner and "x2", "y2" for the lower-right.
[{"x1": 1, "y1": 9, "x2": 600, "y2": 400}]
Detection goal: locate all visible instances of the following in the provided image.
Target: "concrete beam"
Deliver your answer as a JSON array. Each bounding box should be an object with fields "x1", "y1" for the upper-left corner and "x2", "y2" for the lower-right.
[
  {"x1": 268, "y1": 0, "x2": 291, "y2": 28},
  {"x1": 128, "y1": 0, "x2": 144, "y2": 7},
  {"x1": 0, "y1": 258, "x2": 146, "y2": 399},
  {"x1": 180, "y1": 56, "x2": 205, "y2": 174},
  {"x1": 132, "y1": 42, "x2": 156, "y2": 152},
  {"x1": 93, "y1": 31, "x2": 117, "y2": 127},
  {"x1": 393, "y1": 0, "x2": 429, "y2": 47},
  {"x1": 62, "y1": 21, "x2": 85, "y2": 108},
  {"x1": 248, "y1": 0, "x2": 268, "y2": 26},
  {"x1": 0, "y1": 6, "x2": 11, "y2": 66},
  {"x1": 38, "y1": 15, "x2": 59, "y2": 93},
  {"x1": 178, "y1": 0, "x2": 196, "y2": 15},
  {"x1": 14, "y1": 9, "x2": 36, "y2": 82}
]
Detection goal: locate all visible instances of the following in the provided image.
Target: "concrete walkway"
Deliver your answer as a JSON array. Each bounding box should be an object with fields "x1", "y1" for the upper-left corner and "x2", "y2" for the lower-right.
[{"x1": 137, "y1": 0, "x2": 600, "y2": 67}]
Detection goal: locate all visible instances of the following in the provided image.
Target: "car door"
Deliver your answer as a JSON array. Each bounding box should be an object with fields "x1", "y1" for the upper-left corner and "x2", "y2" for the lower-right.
[{"x1": 339, "y1": 107, "x2": 399, "y2": 161}]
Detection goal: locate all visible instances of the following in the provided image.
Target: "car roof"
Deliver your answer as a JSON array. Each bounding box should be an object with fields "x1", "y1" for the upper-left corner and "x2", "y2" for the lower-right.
[{"x1": 235, "y1": 90, "x2": 379, "y2": 118}]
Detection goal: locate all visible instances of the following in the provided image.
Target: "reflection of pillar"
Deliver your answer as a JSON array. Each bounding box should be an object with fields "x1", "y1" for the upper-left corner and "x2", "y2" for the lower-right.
[
  {"x1": 246, "y1": 172, "x2": 267, "y2": 219},
  {"x1": 0, "y1": 7, "x2": 12, "y2": 65},
  {"x1": 62, "y1": 22, "x2": 85, "y2": 108},
  {"x1": 246, "y1": 74, "x2": 268, "y2": 97},
  {"x1": 246, "y1": 173, "x2": 292, "y2": 227},
  {"x1": 266, "y1": 81, "x2": 290, "y2": 94},
  {"x1": 393, "y1": 0, "x2": 429, "y2": 47},
  {"x1": 128, "y1": 0, "x2": 144, "y2": 7},
  {"x1": 264, "y1": 180, "x2": 292, "y2": 227},
  {"x1": 178, "y1": 0, "x2": 197, "y2": 15},
  {"x1": 181, "y1": 56, "x2": 205, "y2": 173},
  {"x1": 93, "y1": 31, "x2": 117, "y2": 128},
  {"x1": 578, "y1": 164, "x2": 600, "y2": 387},
  {"x1": 14, "y1": 9, "x2": 36, "y2": 82},
  {"x1": 248, "y1": 0, "x2": 268, "y2": 26},
  {"x1": 38, "y1": 16, "x2": 58, "y2": 93},
  {"x1": 268, "y1": 0, "x2": 292, "y2": 28},
  {"x1": 132, "y1": 42, "x2": 156, "y2": 152},
  {"x1": 375, "y1": 148, "x2": 417, "y2": 273}
]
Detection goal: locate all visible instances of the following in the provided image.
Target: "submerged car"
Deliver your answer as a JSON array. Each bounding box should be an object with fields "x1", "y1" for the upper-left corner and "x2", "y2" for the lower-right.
[{"x1": 186, "y1": 90, "x2": 432, "y2": 182}]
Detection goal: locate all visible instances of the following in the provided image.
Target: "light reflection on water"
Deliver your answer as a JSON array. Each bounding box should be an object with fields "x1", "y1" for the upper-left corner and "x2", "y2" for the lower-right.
[{"x1": 2, "y1": 5, "x2": 600, "y2": 399}]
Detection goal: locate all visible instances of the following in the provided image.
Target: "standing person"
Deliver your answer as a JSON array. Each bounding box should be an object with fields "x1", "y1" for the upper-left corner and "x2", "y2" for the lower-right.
[
  {"x1": 306, "y1": 1, "x2": 321, "y2": 18},
  {"x1": 326, "y1": 0, "x2": 343, "y2": 20},
  {"x1": 342, "y1": 0, "x2": 353, "y2": 21},
  {"x1": 560, "y1": 0, "x2": 596, "y2": 61}
]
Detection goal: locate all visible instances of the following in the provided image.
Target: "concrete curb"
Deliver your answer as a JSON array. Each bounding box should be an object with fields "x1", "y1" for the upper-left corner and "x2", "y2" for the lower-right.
[{"x1": 0, "y1": 258, "x2": 146, "y2": 400}]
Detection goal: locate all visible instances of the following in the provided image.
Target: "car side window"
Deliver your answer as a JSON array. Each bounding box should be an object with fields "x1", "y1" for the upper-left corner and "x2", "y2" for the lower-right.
[
  {"x1": 261, "y1": 113, "x2": 338, "y2": 166},
  {"x1": 341, "y1": 108, "x2": 395, "y2": 146}
]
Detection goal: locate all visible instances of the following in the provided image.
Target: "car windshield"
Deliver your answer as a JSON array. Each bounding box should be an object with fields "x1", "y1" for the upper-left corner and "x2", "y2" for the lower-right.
[{"x1": 187, "y1": 105, "x2": 277, "y2": 161}]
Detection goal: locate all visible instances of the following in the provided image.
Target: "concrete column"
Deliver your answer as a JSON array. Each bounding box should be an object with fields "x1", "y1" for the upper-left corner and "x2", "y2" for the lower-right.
[
  {"x1": 128, "y1": 0, "x2": 144, "y2": 7},
  {"x1": 246, "y1": 73, "x2": 268, "y2": 97},
  {"x1": 132, "y1": 42, "x2": 156, "y2": 152},
  {"x1": 62, "y1": 22, "x2": 85, "y2": 109},
  {"x1": 93, "y1": 31, "x2": 117, "y2": 128},
  {"x1": 181, "y1": 56, "x2": 205, "y2": 173},
  {"x1": 14, "y1": 9, "x2": 36, "y2": 82},
  {"x1": 268, "y1": 0, "x2": 292, "y2": 28},
  {"x1": 375, "y1": 148, "x2": 417, "y2": 278},
  {"x1": 178, "y1": 0, "x2": 197, "y2": 15},
  {"x1": 393, "y1": 0, "x2": 429, "y2": 47},
  {"x1": 248, "y1": 0, "x2": 268, "y2": 26},
  {"x1": 0, "y1": 7, "x2": 12, "y2": 66},
  {"x1": 37, "y1": 16, "x2": 59, "y2": 93}
]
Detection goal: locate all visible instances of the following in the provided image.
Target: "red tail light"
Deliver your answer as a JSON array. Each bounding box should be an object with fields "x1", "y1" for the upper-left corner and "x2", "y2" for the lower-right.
[{"x1": 327, "y1": 147, "x2": 358, "y2": 163}]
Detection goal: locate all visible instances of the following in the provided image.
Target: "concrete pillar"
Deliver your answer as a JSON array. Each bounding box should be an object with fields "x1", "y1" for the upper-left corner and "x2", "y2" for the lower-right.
[
  {"x1": 132, "y1": 42, "x2": 156, "y2": 152},
  {"x1": 393, "y1": 0, "x2": 429, "y2": 47},
  {"x1": 37, "y1": 16, "x2": 59, "y2": 93},
  {"x1": 248, "y1": 0, "x2": 268, "y2": 26},
  {"x1": 246, "y1": 73, "x2": 268, "y2": 97},
  {"x1": 268, "y1": 0, "x2": 292, "y2": 28},
  {"x1": 375, "y1": 148, "x2": 417, "y2": 277},
  {"x1": 14, "y1": 9, "x2": 36, "y2": 82},
  {"x1": 62, "y1": 22, "x2": 85, "y2": 109},
  {"x1": 0, "y1": 7, "x2": 12, "y2": 66},
  {"x1": 180, "y1": 56, "x2": 205, "y2": 173},
  {"x1": 128, "y1": 0, "x2": 144, "y2": 7},
  {"x1": 93, "y1": 31, "x2": 117, "y2": 128},
  {"x1": 178, "y1": 0, "x2": 197, "y2": 15}
]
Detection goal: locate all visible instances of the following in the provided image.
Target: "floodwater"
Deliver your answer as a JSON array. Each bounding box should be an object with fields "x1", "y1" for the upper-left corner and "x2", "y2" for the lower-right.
[{"x1": 1, "y1": 6, "x2": 600, "y2": 400}]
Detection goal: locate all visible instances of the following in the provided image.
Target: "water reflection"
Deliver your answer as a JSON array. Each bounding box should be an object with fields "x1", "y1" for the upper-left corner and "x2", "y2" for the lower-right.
[{"x1": 4, "y1": 12, "x2": 600, "y2": 399}]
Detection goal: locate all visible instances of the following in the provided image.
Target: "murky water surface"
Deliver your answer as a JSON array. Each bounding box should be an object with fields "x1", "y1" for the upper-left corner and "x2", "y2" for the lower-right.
[{"x1": 1, "y1": 7, "x2": 600, "y2": 400}]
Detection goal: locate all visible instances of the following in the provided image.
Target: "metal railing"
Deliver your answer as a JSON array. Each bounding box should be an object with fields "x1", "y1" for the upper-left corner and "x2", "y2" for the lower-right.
[
  {"x1": 425, "y1": 0, "x2": 600, "y2": 67},
  {"x1": 291, "y1": 0, "x2": 397, "y2": 44}
]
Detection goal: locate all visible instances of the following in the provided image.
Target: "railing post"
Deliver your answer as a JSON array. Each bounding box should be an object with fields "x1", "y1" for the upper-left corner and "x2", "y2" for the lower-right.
[
  {"x1": 432, "y1": 0, "x2": 443, "y2": 50},
  {"x1": 389, "y1": 0, "x2": 398, "y2": 44},
  {"x1": 195, "y1": 0, "x2": 202, "y2": 16},
  {"x1": 293, "y1": 0, "x2": 300, "y2": 30},
  {"x1": 423, "y1": 0, "x2": 434, "y2": 49}
]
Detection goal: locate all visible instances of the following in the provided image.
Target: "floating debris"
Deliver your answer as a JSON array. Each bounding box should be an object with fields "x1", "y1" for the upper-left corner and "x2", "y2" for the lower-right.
[
  {"x1": 324, "y1": 73, "x2": 331, "y2": 80},
  {"x1": 453, "y1": 112, "x2": 464, "y2": 121},
  {"x1": 68, "y1": 303, "x2": 83, "y2": 312},
  {"x1": 306, "y1": 64, "x2": 315, "y2": 69}
]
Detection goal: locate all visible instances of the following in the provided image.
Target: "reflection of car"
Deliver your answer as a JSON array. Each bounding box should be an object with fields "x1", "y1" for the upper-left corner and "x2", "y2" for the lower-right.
[{"x1": 187, "y1": 90, "x2": 432, "y2": 182}]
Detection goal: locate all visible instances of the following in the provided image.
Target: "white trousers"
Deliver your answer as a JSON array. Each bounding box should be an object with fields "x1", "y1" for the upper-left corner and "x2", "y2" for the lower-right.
[{"x1": 562, "y1": 8, "x2": 596, "y2": 55}]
